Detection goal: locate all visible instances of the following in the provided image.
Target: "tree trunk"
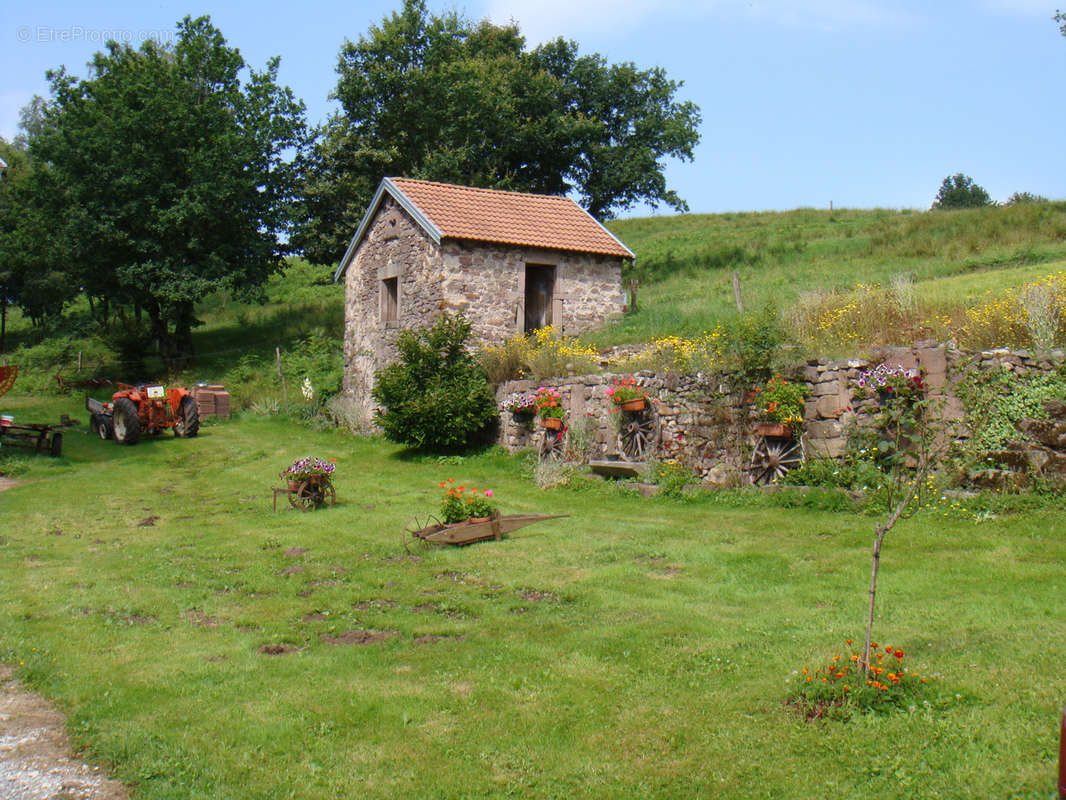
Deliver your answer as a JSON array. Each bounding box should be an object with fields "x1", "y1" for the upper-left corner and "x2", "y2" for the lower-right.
[
  {"x1": 0, "y1": 297, "x2": 6, "y2": 353},
  {"x1": 862, "y1": 526, "x2": 888, "y2": 674}
]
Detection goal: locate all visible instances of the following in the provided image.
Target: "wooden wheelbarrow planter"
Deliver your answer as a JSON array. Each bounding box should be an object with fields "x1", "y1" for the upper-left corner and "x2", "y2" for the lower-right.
[
  {"x1": 406, "y1": 513, "x2": 568, "y2": 547},
  {"x1": 272, "y1": 476, "x2": 336, "y2": 511}
]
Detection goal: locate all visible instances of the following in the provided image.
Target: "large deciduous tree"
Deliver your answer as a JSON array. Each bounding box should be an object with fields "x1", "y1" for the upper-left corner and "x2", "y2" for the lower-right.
[
  {"x1": 29, "y1": 16, "x2": 306, "y2": 365},
  {"x1": 0, "y1": 136, "x2": 77, "y2": 350},
  {"x1": 293, "y1": 0, "x2": 700, "y2": 265}
]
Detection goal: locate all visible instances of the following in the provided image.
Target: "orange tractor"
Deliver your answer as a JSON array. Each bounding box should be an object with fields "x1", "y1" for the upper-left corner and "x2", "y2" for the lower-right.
[{"x1": 86, "y1": 383, "x2": 199, "y2": 445}]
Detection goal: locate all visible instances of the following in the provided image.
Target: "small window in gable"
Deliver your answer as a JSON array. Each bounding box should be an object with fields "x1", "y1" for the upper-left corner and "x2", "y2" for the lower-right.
[{"x1": 382, "y1": 277, "x2": 398, "y2": 323}]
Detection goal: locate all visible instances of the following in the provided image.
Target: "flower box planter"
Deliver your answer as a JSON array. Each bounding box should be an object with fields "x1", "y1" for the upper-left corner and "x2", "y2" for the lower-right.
[
  {"x1": 619, "y1": 398, "x2": 648, "y2": 412},
  {"x1": 541, "y1": 417, "x2": 563, "y2": 431},
  {"x1": 755, "y1": 421, "x2": 794, "y2": 438}
]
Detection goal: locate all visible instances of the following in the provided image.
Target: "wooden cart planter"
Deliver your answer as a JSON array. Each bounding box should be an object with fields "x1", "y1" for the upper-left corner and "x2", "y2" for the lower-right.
[
  {"x1": 273, "y1": 475, "x2": 336, "y2": 511},
  {"x1": 404, "y1": 512, "x2": 568, "y2": 548}
]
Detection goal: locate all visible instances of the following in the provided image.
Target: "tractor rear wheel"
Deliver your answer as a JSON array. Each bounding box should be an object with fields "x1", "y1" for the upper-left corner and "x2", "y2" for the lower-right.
[
  {"x1": 174, "y1": 396, "x2": 199, "y2": 438},
  {"x1": 112, "y1": 398, "x2": 141, "y2": 445}
]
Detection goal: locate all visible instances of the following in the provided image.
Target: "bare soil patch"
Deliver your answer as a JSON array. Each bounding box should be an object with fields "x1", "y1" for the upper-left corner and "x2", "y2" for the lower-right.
[
  {"x1": 182, "y1": 609, "x2": 219, "y2": 629},
  {"x1": 0, "y1": 665, "x2": 128, "y2": 799},
  {"x1": 257, "y1": 644, "x2": 298, "y2": 656}
]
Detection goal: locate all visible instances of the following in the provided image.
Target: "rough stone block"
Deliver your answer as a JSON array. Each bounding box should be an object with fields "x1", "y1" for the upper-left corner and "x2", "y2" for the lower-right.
[
  {"x1": 806, "y1": 419, "x2": 842, "y2": 439},
  {"x1": 806, "y1": 437, "x2": 847, "y2": 459},
  {"x1": 811, "y1": 378, "x2": 841, "y2": 397},
  {"x1": 816, "y1": 394, "x2": 844, "y2": 418}
]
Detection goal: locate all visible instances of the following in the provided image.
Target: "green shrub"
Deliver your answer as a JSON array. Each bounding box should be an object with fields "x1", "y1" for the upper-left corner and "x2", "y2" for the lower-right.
[{"x1": 372, "y1": 314, "x2": 498, "y2": 451}]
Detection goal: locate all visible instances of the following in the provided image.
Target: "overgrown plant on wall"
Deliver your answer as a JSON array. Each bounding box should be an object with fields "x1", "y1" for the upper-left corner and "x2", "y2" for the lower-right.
[
  {"x1": 954, "y1": 364, "x2": 1066, "y2": 456},
  {"x1": 372, "y1": 313, "x2": 498, "y2": 451}
]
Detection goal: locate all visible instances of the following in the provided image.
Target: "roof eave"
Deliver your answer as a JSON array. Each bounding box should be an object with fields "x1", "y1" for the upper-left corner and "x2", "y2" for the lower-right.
[
  {"x1": 572, "y1": 201, "x2": 635, "y2": 260},
  {"x1": 332, "y1": 177, "x2": 444, "y2": 282}
]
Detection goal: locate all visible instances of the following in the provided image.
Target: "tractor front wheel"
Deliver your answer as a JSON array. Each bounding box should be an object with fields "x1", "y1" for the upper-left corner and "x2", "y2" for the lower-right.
[
  {"x1": 112, "y1": 398, "x2": 141, "y2": 445},
  {"x1": 174, "y1": 396, "x2": 199, "y2": 438}
]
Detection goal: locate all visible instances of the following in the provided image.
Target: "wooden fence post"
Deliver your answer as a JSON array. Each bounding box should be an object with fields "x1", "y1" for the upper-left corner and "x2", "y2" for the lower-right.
[
  {"x1": 732, "y1": 271, "x2": 744, "y2": 313},
  {"x1": 276, "y1": 346, "x2": 288, "y2": 405},
  {"x1": 628, "y1": 279, "x2": 639, "y2": 314}
]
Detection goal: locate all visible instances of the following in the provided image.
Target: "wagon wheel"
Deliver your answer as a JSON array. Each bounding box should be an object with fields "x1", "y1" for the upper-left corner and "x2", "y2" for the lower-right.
[
  {"x1": 617, "y1": 406, "x2": 659, "y2": 462},
  {"x1": 289, "y1": 480, "x2": 324, "y2": 511},
  {"x1": 539, "y1": 428, "x2": 565, "y2": 461},
  {"x1": 403, "y1": 514, "x2": 443, "y2": 552},
  {"x1": 749, "y1": 435, "x2": 804, "y2": 485},
  {"x1": 318, "y1": 480, "x2": 336, "y2": 508}
]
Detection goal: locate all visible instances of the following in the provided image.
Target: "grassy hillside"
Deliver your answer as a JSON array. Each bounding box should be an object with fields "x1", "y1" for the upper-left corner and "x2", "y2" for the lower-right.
[{"x1": 600, "y1": 202, "x2": 1066, "y2": 349}]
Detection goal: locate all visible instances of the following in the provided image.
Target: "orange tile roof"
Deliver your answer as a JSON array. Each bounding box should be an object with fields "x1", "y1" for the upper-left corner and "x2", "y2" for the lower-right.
[{"x1": 388, "y1": 178, "x2": 633, "y2": 259}]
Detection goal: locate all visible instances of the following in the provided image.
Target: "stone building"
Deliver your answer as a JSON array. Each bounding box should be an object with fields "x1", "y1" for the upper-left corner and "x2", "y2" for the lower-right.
[{"x1": 334, "y1": 177, "x2": 633, "y2": 406}]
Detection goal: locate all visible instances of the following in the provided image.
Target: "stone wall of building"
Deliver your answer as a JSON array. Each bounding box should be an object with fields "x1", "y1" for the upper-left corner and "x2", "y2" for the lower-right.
[
  {"x1": 342, "y1": 196, "x2": 441, "y2": 410},
  {"x1": 436, "y1": 241, "x2": 625, "y2": 344},
  {"x1": 496, "y1": 344, "x2": 1066, "y2": 484},
  {"x1": 342, "y1": 199, "x2": 626, "y2": 410}
]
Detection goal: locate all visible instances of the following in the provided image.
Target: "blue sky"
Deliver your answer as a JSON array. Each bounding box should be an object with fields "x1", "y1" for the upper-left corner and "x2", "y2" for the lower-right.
[{"x1": 4, "y1": 1, "x2": 1064, "y2": 216}]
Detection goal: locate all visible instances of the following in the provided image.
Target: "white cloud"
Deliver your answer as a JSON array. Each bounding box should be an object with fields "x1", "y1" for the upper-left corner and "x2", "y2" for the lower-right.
[{"x1": 478, "y1": 0, "x2": 910, "y2": 44}]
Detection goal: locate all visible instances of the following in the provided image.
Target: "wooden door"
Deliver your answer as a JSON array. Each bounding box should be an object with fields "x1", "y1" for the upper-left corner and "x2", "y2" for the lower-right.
[{"x1": 524, "y1": 264, "x2": 555, "y2": 333}]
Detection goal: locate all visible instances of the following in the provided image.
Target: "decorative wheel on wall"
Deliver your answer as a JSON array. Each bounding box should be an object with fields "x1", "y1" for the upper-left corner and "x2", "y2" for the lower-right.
[
  {"x1": 539, "y1": 427, "x2": 565, "y2": 461},
  {"x1": 617, "y1": 405, "x2": 659, "y2": 461},
  {"x1": 749, "y1": 434, "x2": 803, "y2": 485}
]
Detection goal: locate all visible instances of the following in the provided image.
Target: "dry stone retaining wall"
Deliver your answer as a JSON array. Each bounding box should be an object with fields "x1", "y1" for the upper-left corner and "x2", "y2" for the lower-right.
[{"x1": 496, "y1": 344, "x2": 1066, "y2": 481}]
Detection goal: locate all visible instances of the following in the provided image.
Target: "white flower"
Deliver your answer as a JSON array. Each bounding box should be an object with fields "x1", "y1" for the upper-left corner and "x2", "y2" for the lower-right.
[{"x1": 301, "y1": 377, "x2": 314, "y2": 402}]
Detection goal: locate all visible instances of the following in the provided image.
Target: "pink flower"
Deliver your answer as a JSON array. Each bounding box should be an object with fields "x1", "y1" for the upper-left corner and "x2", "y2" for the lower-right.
[{"x1": 484, "y1": 489, "x2": 493, "y2": 497}]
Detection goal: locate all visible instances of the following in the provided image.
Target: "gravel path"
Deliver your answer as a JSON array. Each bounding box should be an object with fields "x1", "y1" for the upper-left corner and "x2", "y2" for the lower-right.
[{"x1": 0, "y1": 665, "x2": 128, "y2": 800}]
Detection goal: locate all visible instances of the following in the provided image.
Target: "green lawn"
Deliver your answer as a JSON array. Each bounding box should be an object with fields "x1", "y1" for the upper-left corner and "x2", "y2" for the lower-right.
[{"x1": 1, "y1": 394, "x2": 1063, "y2": 798}]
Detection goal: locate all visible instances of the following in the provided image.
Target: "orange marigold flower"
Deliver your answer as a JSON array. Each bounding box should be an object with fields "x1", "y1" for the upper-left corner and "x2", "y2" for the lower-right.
[
  {"x1": 845, "y1": 639, "x2": 853, "y2": 645},
  {"x1": 870, "y1": 642, "x2": 878, "y2": 649},
  {"x1": 832, "y1": 655, "x2": 841, "y2": 662},
  {"x1": 894, "y1": 649, "x2": 904, "y2": 659}
]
